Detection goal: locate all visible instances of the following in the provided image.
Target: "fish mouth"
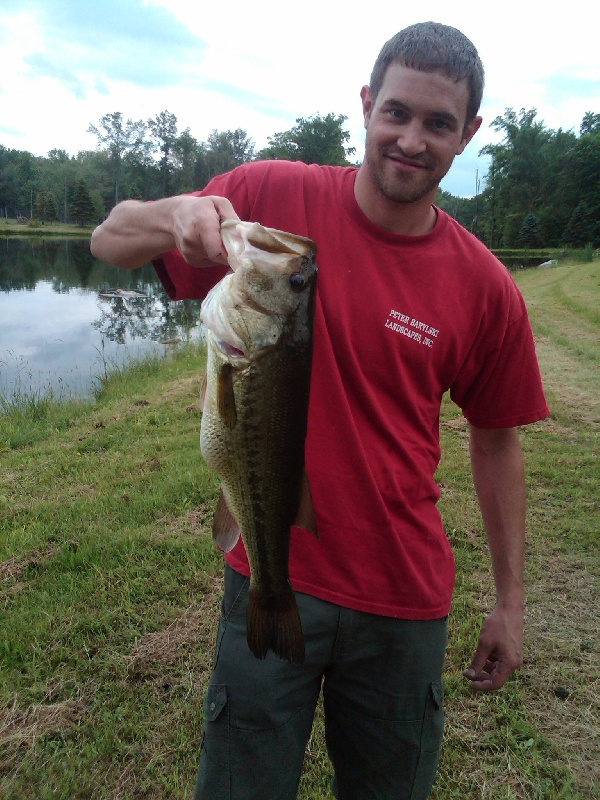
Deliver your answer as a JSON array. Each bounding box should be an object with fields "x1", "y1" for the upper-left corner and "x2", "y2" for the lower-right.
[
  {"x1": 221, "y1": 219, "x2": 316, "y2": 262},
  {"x1": 216, "y1": 338, "x2": 246, "y2": 358}
]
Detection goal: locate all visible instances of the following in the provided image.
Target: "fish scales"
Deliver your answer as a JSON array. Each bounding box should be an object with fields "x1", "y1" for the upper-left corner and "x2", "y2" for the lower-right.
[
  {"x1": 199, "y1": 220, "x2": 318, "y2": 664},
  {"x1": 204, "y1": 340, "x2": 309, "y2": 581}
]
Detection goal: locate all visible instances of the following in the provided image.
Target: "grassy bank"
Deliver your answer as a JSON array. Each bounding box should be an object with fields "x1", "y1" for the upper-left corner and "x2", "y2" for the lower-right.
[
  {"x1": 1, "y1": 219, "x2": 94, "y2": 237},
  {"x1": 1, "y1": 261, "x2": 598, "y2": 799}
]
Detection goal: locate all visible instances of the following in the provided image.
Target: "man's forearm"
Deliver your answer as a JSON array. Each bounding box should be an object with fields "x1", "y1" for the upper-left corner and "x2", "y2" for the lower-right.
[
  {"x1": 463, "y1": 425, "x2": 526, "y2": 690},
  {"x1": 469, "y1": 425, "x2": 526, "y2": 607},
  {"x1": 90, "y1": 198, "x2": 180, "y2": 269}
]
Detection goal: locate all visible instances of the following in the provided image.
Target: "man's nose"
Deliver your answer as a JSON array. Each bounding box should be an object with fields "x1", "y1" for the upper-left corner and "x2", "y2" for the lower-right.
[{"x1": 396, "y1": 121, "x2": 426, "y2": 157}]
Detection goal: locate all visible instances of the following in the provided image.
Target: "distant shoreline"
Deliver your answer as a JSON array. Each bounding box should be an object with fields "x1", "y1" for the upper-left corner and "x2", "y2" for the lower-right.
[{"x1": 1, "y1": 220, "x2": 95, "y2": 237}]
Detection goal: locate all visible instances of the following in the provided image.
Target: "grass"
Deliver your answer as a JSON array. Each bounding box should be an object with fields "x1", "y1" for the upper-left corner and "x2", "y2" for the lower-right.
[
  {"x1": 0, "y1": 219, "x2": 94, "y2": 237},
  {"x1": 1, "y1": 260, "x2": 598, "y2": 799}
]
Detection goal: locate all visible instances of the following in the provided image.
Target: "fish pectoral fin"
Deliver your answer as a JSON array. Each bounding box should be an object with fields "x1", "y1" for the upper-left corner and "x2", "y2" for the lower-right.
[
  {"x1": 199, "y1": 371, "x2": 207, "y2": 412},
  {"x1": 217, "y1": 363, "x2": 237, "y2": 428},
  {"x1": 293, "y1": 470, "x2": 318, "y2": 538},
  {"x1": 212, "y1": 489, "x2": 241, "y2": 552}
]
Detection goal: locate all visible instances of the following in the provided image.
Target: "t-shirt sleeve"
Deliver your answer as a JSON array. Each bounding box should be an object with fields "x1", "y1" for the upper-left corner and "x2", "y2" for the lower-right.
[
  {"x1": 152, "y1": 167, "x2": 254, "y2": 301},
  {"x1": 450, "y1": 283, "x2": 550, "y2": 428}
]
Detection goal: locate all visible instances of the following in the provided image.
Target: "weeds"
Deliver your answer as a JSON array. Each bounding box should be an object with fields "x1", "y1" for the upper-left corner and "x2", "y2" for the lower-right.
[{"x1": 557, "y1": 246, "x2": 595, "y2": 264}]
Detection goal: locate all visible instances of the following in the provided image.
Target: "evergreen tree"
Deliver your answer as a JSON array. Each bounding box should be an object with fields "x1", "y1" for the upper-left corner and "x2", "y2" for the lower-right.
[
  {"x1": 563, "y1": 201, "x2": 596, "y2": 247},
  {"x1": 567, "y1": 125, "x2": 600, "y2": 246},
  {"x1": 515, "y1": 213, "x2": 543, "y2": 248},
  {"x1": 70, "y1": 178, "x2": 96, "y2": 226},
  {"x1": 34, "y1": 189, "x2": 58, "y2": 223},
  {"x1": 580, "y1": 112, "x2": 600, "y2": 136}
]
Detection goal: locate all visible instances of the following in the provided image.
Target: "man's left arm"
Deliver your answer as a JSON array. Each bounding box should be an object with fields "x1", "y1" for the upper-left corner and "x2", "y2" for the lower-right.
[{"x1": 464, "y1": 425, "x2": 526, "y2": 691}]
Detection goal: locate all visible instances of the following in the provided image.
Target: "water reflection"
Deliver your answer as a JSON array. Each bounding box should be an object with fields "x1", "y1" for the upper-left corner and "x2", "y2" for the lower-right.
[{"x1": 0, "y1": 237, "x2": 202, "y2": 400}]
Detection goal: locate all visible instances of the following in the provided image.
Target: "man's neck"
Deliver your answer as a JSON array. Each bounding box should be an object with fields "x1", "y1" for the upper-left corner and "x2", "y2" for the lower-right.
[{"x1": 354, "y1": 168, "x2": 438, "y2": 236}]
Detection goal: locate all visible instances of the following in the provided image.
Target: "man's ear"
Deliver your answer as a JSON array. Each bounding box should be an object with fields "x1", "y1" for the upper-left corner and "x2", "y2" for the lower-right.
[
  {"x1": 360, "y1": 85, "x2": 373, "y2": 129},
  {"x1": 457, "y1": 115, "x2": 483, "y2": 155}
]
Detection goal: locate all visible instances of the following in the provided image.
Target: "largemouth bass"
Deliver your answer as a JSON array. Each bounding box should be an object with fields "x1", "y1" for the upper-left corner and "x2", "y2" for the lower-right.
[{"x1": 200, "y1": 219, "x2": 318, "y2": 664}]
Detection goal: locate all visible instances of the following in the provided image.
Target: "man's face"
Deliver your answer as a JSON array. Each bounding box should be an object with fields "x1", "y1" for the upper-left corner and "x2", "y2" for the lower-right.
[{"x1": 360, "y1": 62, "x2": 482, "y2": 205}]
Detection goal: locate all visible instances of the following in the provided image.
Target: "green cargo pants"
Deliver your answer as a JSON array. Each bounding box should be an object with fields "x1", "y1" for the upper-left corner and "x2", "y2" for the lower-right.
[{"x1": 194, "y1": 566, "x2": 447, "y2": 800}]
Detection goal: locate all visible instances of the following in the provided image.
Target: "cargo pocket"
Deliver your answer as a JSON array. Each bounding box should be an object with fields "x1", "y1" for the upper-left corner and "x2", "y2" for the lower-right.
[
  {"x1": 205, "y1": 684, "x2": 227, "y2": 724},
  {"x1": 201, "y1": 683, "x2": 229, "y2": 763},
  {"x1": 410, "y1": 680, "x2": 444, "y2": 800},
  {"x1": 195, "y1": 684, "x2": 230, "y2": 799}
]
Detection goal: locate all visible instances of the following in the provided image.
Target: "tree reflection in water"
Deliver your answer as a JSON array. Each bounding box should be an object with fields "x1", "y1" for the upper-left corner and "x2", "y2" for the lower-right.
[{"x1": 93, "y1": 292, "x2": 199, "y2": 345}]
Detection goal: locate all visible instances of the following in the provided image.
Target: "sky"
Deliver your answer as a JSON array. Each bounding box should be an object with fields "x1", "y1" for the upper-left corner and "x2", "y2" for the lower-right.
[{"x1": 1, "y1": 0, "x2": 598, "y2": 198}]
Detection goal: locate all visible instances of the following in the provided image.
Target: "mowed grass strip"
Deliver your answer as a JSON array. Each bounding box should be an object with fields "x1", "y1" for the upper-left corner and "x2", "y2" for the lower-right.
[{"x1": 1, "y1": 260, "x2": 599, "y2": 799}]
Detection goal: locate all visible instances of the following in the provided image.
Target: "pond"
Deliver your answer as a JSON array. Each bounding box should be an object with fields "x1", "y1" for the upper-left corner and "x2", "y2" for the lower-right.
[{"x1": 0, "y1": 237, "x2": 202, "y2": 401}]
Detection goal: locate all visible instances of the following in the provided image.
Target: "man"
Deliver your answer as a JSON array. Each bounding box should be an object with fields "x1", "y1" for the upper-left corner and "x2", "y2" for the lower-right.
[{"x1": 91, "y1": 22, "x2": 549, "y2": 800}]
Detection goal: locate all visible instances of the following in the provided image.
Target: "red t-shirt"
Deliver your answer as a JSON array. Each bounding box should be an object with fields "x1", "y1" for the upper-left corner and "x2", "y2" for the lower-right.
[{"x1": 155, "y1": 160, "x2": 549, "y2": 619}]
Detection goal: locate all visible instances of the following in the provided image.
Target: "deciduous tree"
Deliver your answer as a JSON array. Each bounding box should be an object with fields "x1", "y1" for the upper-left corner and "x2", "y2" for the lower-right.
[
  {"x1": 87, "y1": 112, "x2": 148, "y2": 206},
  {"x1": 257, "y1": 113, "x2": 355, "y2": 165},
  {"x1": 147, "y1": 110, "x2": 179, "y2": 196}
]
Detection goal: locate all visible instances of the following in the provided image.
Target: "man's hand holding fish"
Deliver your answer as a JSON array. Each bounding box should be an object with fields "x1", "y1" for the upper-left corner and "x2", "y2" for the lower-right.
[{"x1": 92, "y1": 194, "x2": 238, "y2": 269}]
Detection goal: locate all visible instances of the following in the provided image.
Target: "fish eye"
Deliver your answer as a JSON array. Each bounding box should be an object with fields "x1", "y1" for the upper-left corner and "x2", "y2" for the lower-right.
[{"x1": 289, "y1": 273, "x2": 307, "y2": 292}]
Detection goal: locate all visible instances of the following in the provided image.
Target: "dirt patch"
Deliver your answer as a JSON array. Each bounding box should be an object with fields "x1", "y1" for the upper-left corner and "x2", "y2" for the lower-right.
[
  {"x1": 532, "y1": 417, "x2": 578, "y2": 438},
  {"x1": 128, "y1": 576, "x2": 222, "y2": 678},
  {"x1": 169, "y1": 506, "x2": 214, "y2": 534},
  {"x1": 442, "y1": 417, "x2": 469, "y2": 436},
  {"x1": 0, "y1": 698, "x2": 86, "y2": 752},
  {"x1": 0, "y1": 546, "x2": 58, "y2": 584},
  {"x1": 158, "y1": 374, "x2": 202, "y2": 405}
]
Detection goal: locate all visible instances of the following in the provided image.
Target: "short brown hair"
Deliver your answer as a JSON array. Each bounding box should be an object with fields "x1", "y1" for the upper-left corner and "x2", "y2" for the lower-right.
[{"x1": 369, "y1": 22, "x2": 484, "y2": 125}]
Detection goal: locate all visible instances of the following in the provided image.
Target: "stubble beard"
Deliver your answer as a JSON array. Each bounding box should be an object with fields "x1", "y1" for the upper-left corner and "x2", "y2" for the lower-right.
[{"x1": 365, "y1": 143, "x2": 443, "y2": 205}]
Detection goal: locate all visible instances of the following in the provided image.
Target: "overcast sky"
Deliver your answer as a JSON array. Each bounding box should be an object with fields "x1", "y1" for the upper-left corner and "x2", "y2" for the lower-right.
[{"x1": 1, "y1": 0, "x2": 598, "y2": 198}]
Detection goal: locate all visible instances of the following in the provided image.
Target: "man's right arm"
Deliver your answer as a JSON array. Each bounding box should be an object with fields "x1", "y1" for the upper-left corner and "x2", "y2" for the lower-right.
[{"x1": 90, "y1": 194, "x2": 239, "y2": 269}]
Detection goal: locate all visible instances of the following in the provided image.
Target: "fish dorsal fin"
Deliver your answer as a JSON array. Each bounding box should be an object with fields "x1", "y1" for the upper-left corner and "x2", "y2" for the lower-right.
[
  {"x1": 217, "y1": 363, "x2": 237, "y2": 428},
  {"x1": 212, "y1": 488, "x2": 241, "y2": 552}
]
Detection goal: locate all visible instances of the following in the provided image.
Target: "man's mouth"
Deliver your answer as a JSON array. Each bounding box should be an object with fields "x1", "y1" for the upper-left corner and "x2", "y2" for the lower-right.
[{"x1": 387, "y1": 152, "x2": 429, "y2": 170}]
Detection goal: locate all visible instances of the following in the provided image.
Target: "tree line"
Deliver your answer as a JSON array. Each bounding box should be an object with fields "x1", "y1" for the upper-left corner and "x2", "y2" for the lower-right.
[
  {"x1": 0, "y1": 111, "x2": 354, "y2": 229},
  {"x1": 437, "y1": 109, "x2": 600, "y2": 249},
  {"x1": 0, "y1": 107, "x2": 598, "y2": 248}
]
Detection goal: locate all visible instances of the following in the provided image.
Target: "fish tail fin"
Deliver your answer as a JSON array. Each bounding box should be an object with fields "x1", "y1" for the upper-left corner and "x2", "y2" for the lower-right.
[{"x1": 247, "y1": 583, "x2": 305, "y2": 664}]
